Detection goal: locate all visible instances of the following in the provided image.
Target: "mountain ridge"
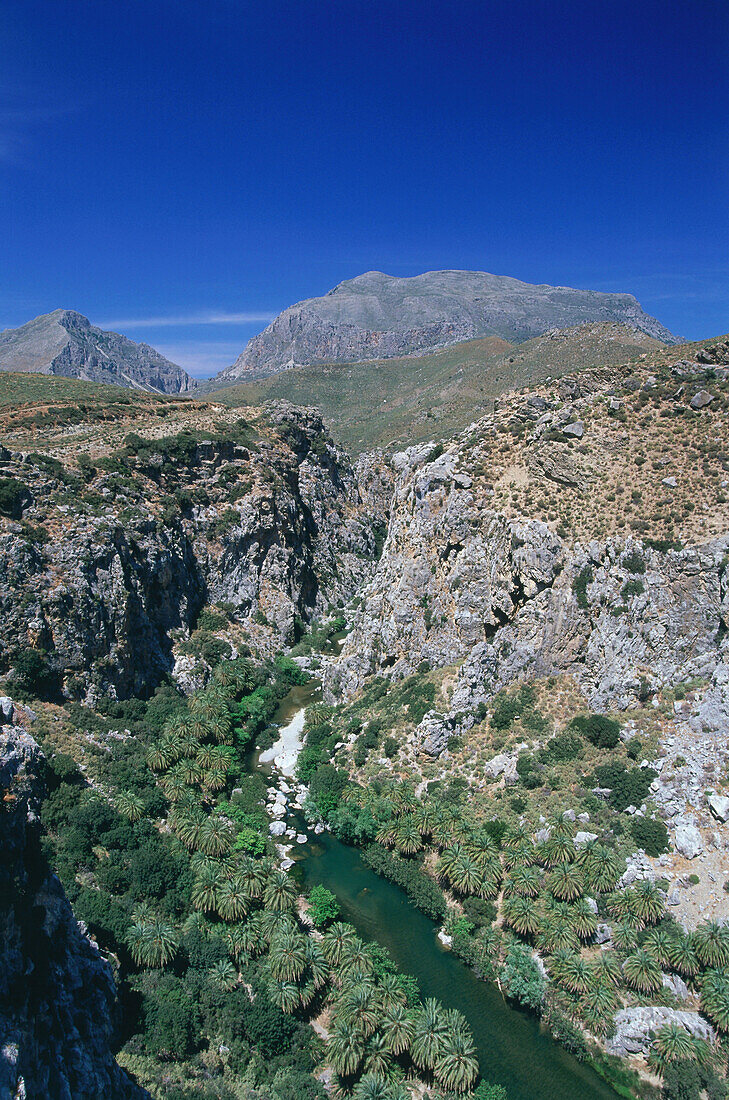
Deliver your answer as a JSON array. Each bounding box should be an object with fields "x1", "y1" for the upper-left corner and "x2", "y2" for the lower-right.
[
  {"x1": 216, "y1": 269, "x2": 679, "y2": 382},
  {"x1": 0, "y1": 309, "x2": 194, "y2": 395}
]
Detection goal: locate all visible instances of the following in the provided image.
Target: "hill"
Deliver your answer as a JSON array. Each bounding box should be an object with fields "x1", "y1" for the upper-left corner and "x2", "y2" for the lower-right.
[
  {"x1": 206, "y1": 322, "x2": 666, "y2": 454},
  {"x1": 215, "y1": 269, "x2": 679, "y2": 382},
  {"x1": 0, "y1": 309, "x2": 194, "y2": 394}
]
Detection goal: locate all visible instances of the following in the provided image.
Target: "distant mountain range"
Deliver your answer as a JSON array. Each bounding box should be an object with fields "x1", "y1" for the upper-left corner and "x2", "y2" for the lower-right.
[
  {"x1": 214, "y1": 269, "x2": 679, "y2": 383},
  {"x1": 0, "y1": 309, "x2": 194, "y2": 394}
]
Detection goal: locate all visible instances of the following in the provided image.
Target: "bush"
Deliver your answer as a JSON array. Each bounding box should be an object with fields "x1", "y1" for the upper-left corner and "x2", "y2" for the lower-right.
[
  {"x1": 500, "y1": 943, "x2": 546, "y2": 1010},
  {"x1": 573, "y1": 565, "x2": 594, "y2": 610},
  {"x1": 570, "y1": 713, "x2": 621, "y2": 749},
  {"x1": 630, "y1": 816, "x2": 669, "y2": 856},
  {"x1": 7, "y1": 649, "x2": 60, "y2": 700},
  {"x1": 539, "y1": 732, "x2": 582, "y2": 764},
  {"x1": 0, "y1": 476, "x2": 29, "y2": 517},
  {"x1": 307, "y1": 765, "x2": 349, "y2": 820},
  {"x1": 592, "y1": 761, "x2": 657, "y2": 812},
  {"x1": 307, "y1": 884, "x2": 340, "y2": 928},
  {"x1": 361, "y1": 845, "x2": 446, "y2": 921},
  {"x1": 622, "y1": 550, "x2": 646, "y2": 574},
  {"x1": 621, "y1": 578, "x2": 644, "y2": 599}
]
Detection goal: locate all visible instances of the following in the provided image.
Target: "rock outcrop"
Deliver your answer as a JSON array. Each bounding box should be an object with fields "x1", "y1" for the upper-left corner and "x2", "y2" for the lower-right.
[
  {"x1": 0, "y1": 405, "x2": 381, "y2": 699},
  {"x1": 0, "y1": 707, "x2": 147, "y2": 1098},
  {"x1": 606, "y1": 1007, "x2": 714, "y2": 1058},
  {"x1": 0, "y1": 310, "x2": 194, "y2": 394},
  {"x1": 218, "y1": 270, "x2": 677, "y2": 381}
]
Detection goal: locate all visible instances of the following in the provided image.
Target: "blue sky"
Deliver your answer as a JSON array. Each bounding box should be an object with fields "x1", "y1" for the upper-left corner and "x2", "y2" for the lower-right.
[{"x1": 1, "y1": 0, "x2": 727, "y2": 377}]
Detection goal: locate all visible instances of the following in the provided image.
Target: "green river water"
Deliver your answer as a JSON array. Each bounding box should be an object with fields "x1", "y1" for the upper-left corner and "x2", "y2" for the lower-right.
[{"x1": 260, "y1": 686, "x2": 619, "y2": 1100}]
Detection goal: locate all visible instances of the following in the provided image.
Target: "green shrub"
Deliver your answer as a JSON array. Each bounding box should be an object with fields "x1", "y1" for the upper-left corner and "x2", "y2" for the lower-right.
[
  {"x1": 573, "y1": 565, "x2": 594, "y2": 610},
  {"x1": 622, "y1": 550, "x2": 646, "y2": 574},
  {"x1": 0, "y1": 476, "x2": 28, "y2": 517},
  {"x1": 630, "y1": 816, "x2": 669, "y2": 856},
  {"x1": 570, "y1": 713, "x2": 621, "y2": 749},
  {"x1": 621, "y1": 578, "x2": 644, "y2": 599},
  {"x1": 307, "y1": 884, "x2": 340, "y2": 928},
  {"x1": 361, "y1": 844, "x2": 446, "y2": 921},
  {"x1": 500, "y1": 943, "x2": 546, "y2": 1010},
  {"x1": 592, "y1": 760, "x2": 657, "y2": 812},
  {"x1": 539, "y1": 732, "x2": 582, "y2": 764}
]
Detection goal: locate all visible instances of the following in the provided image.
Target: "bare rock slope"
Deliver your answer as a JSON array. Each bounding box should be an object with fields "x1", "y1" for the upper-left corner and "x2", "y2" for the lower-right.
[
  {"x1": 0, "y1": 310, "x2": 194, "y2": 394},
  {"x1": 218, "y1": 269, "x2": 678, "y2": 381}
]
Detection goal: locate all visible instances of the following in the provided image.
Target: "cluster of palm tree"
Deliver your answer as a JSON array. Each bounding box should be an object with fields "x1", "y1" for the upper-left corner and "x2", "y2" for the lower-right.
[
  {"x1": 324, "y1": 932, "x2": 478, "y2": 1096},
  {"x1": 146, "y1": 685, "x2": 235, "y2": 801},
  {"x1": 648, "y1": 1022, "x2": 711, "y2": 1074},
  {"x1": 126, "y1": 903, "x2": 179, "y2": 967}
]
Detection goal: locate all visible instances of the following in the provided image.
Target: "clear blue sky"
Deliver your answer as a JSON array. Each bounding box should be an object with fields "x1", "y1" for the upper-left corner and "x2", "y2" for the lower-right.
[{"x1": 2, "y1": 0, "x2": 727, "y2": 376}]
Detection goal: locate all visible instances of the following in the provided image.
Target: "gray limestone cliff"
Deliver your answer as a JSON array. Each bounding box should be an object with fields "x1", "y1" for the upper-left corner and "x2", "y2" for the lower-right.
[
  {"x1": 0, "y1": 703, "x2": 147, "y2": 1099},
  {"x1": 0, "y1": 310, "x2": 194, "y2": 395},
  {"x1": 218, "y1": 270, "x2": 678, "y2": 382}
]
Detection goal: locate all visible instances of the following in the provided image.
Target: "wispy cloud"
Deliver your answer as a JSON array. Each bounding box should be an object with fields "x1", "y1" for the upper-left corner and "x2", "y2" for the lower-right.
[{"x1": 100, "y1": 311, "x2": 276, "y2": 329}]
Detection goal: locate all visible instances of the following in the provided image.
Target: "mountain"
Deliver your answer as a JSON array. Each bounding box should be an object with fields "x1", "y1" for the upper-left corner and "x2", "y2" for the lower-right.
[
  {"x1": 215, "y1": 269, "x2": 679, "y2": 382},
  {"x1": 0, "y1": 309, "x2": 194, "y2": 394},
  {"x1": 208, "y1": 322, "x2": 666, "y2": 454}
]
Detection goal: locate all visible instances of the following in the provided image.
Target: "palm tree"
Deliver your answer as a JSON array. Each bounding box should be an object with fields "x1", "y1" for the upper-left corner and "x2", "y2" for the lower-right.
[
  {"x1": 503, "y1": 897, "x2": 540, "y2": 937},
  {"x1": 647, "y1": 1022, "x2": 697, "y2": 1073},
  {"x1": 578, "y1": 843, "x2": 622, "y2": 894},
  {"x1": 173, "y1": 807, "x2": 207, "y2": 851},
  {"x1": 612, "y1": 919, "x2": 639, "y2": 955},
  {"x1": 547, "y1": 862, "x2": 584, "y2": 901},
  {"x1": 537, "y1": 917, "x2": 579, "y2": 954},
  {"x1": 378, "y1": 973, "x2": 407, "y2": 1013},
  {"x1": 146, "y1": 742, "x2": 174, "y2": 771},
  {"x1": 269, "y1": 978, "x2": 301, "y2": 1014},
  {"x1": 203, "y1": 767, "x2": 227, "y2": 793},
  {"x1": 178, "y1": 730, "x2": 201, "y2": 759},
  {"x1": 217, "y1": 874, "x2": 251, "y2": 921},
  {"x1": 593, "y1": 950, "x2": 621, "y2": 987},
  {"x1": 381, "y1": 1002, "x2": 414, "y2": 1054},
  {"x1": 413, "y1": 800, "x2": 438, "y2": 838},
  {"x1": 623, "y1": 948, "x2": 662, "y2": 993},
  {"x1": 116, "y1": 791, "x2": 144, "y2": 822},
  {"x1": 352, "y1": 1074, "x2": 394, "y2": 1100},
  {"x1": 539, "y1": 834, "x2": 575, "y2": 868},
  {"x1": 238, "y1": 915, "x2": 266, "y2": 956},
  {"x1": 339, "y1": 939, "x2": 375, "y2": 981},
  {"x1": 394, "y1": 817, "x2": 423, "y2": 856},
  {"x1": 162, "y1": 731, "x2": 185, "y2": 764},
  {"x1": 504, "y1": 865, "x2": 542, "y2": 899},
  {"x1": 570, "y1": 898, "x2": 598, "y2": 940},
  {"x1": 694, "y1": 921, "x2": 729, "y2": 969},
  {"x1": 582, "y1": 985, "x2": 618, "y2": 1036},
  {"x1": 376, "y1": 821, "x2": 398, "y2": 848},
  {"x1": 209, "y1": 958, "x2": 237, "y2": 990},
  {"x1": 198, "y1": 816, "x2": 234, "y2": 856},
  {"x1": 560, "y1": 955, "x2": 595, "y2": 994},
  {"x1": 362, "y1": 1033, "x2": 391, "y2": 1078},
  {"x1": 237, "y1": 856, "x2": 268, "y2": 898},
  {"x1": 263, "y1": 869, "x2": 297, "y2": 912},
  {"x1": 260, "y1": 910, "x2": 297, "y2": 942},
  {"x1": 269, "y1": 930, "x2": 308, "y2": 982},
  {"x1": 502, "y1": 841, "x2": 538, "y2": 871},
  {"x1": 179, "y1": 759, "x2": 203, "y2": 787},
  {"x1": 410, "y1": 998, "x2": 448, "y2": 1072},
  {"x1": 643, "y1": 927, "x2": 674, "y2": 968},
  {"x1": 434, "y1": 1030, "x2": 479, "y2": 1093},
  {"x1": 327, "y1": 1018, "x2": 365, "y2": 1076},
  {"x1": 159, "y1": 768, "x2": 189, "y2": 803},
  {"x1": 666, "y1": 933, "x2": 700, "y2": 978},
  {"x1": 127, "y1": 917, "x2": 179, "y2": 967},
  {"x1": 322, "y1": 921, "x2": 358, "y2": 965},
  {"x1": 632, "y1": 879, "x2": 665, "y2": 926},
  {"x1": 306, "y1": 939, "x2": 329, "y2": 989},
  {"x1": 192, "y1": 863, "x2": 222, "y2": 913},
  {"x1": 700, "y1": 969, "x2": 729, "y2": 1031}
]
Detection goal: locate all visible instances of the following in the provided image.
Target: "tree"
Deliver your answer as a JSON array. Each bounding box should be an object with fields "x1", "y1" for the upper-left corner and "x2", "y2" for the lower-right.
[
  {"x1": 209, "y1": 958, "x2": 237, "y2": 991},
  {"x1": 632, "y1": 879, "x2": 666, "y2": 926},
  {"x1": 667, "y1": 933, "x2": 700, "y2": 978},
  {"x1": 581, "y1": 984, "x2": 619, "y2": 1036},
  {"x1": 191, "y1": 863, "x2": 222, "y2": 913},
  {"x1": 321, "y1": 922, "x2": 358, "y2": 966},
  {"x1": 381, "y1": 1002, "x2": 413, "y2": 1054},
  {"x1": 308, "y1": 884, "x2": 340, "y2": 928},
  {"x1": 217, "y1": 874, "x2": 251, "y2": 921},
  {"x1": 116, "y1": 791, "x2": 144, "y2": 822},
  {"x1": 410, "y1": 998, "x2": 448, "y2": 1072},
  {"x1": 623, "y1": 948, "x2": 662, "y2": 993},
  {"x1": 694, "y1": 921, "x2": 729, "y2": 969},
  {"x1": 578, "y1": 842, "x2": 622, "y2": 894},
  {"x1": 501, "y1": 944, "x2": 546, "y2": 1009},
  {"x1": 127, "y1": 917, "x2": 179, "y2": 967},
  {"x1": 700, "y1": 969, "x2": 729, "y2": 1031},
  {"x1": 547, "y1": 861, "x2": 584, "y2": 901},
  {"x1": 263, "y1": 869, "x2": 297, "y2": 912},
  {"x1": 503, "y1": 897, "x2": 540, "y2": 937},
  {"x1": 327, "y1": 1017, "x2": 365, "y2": 1076},
  {"x1": 269, "y1": 930, "x2": 308, "y2": 982},
  {"x1": 648, "y1": 1023, "x2": 697, "y2": 1074},
  {"x1": 198, "y1": 816, "x2": 234, "y2": 857},
  {"x1": 504, "y1": 865, "x2": 542, "y2": 898},
  {"x1": 435, "y1": 1030, "x2": 479, "y2": 1093},
  {"x1": 560, "y1": 955, "x2": 594, "y2": 994}
]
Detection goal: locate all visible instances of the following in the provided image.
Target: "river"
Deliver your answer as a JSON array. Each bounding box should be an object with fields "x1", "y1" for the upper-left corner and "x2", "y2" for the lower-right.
[{"x1": 255, "y1": 686, "x2": 619, "y2": 1100}]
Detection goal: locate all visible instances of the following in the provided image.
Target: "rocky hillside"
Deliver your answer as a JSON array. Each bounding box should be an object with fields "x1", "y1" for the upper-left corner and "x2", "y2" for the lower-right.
[
  {"x1": 0, "y1": 403, "x2": 382, "y2": 701},
  {"x1": 216, "y1": 269, "x2": 678, "y2": 382},
  {"x1": 209, "y1": 322, "x2": 665, "y2": 454},
  {"x1": 0, "y1": 700, "x2": 147, "y2": 1098},
  {"x1": 0, "y1": 310, "x2": 194, "y2": 394},
  {"x1": 327, "y1": 337, "x2": 729, "y2": 722}
]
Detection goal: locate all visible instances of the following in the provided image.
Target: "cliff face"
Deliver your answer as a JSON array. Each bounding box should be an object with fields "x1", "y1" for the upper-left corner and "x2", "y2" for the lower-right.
[
  {"x1": 218, "y1": 270, "x2": 678, "y2": 382},
  {"x1": 325, "y1": 356, "x2": 729, "y2": 748},
  {"x1": 0, "y1": 310, "x2": 194, "y2": 395},
  {"x1": 0, "y1": 702, "x2": 147, "y2": 1099},
  {"x1": 0, "y1": 405, "x2": 383, "y2": 700}
]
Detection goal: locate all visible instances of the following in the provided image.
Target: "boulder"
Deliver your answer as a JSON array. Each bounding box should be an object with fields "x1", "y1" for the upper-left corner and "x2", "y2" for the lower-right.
[
  {"x1": 562, "y1": 421, "x2": 584, "y2": 438},
  {"x1": 606, "y1": 1007, "x2": 714, "y2": 1058},
  {"x1": 675, "y1": 823, "x2": 703, "y2": 859},
  {"x1": 708, "y1": 794, "x2": 729, "y2": 823},
  {"x1": 690, "y1": 390, "x2": 715, "y2": 409}
]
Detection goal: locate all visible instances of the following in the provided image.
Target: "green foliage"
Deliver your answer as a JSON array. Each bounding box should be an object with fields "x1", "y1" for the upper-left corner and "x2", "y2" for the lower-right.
[
  {"x1": 490, "y1": 685, "x2": 536, "y2": 730},
  {"x1": 0, "y1": 476, "x2": 28, "y2": 517},
  {"x1": 361, "y1": 845, "x2": 446, "y2": 922},
  {"x1": 308, "y1": 885, "x2": 340, "y2": 928},
  {"x1": 573, "y1": 565, "x2": 594, "y2": 610},
  {"x1": 621, "y1": 578, "x2": 645, "y2": 599},
  {"x1": 622, "y1": 551, "x2": 646, "y2": 574},
  {"x1": 539, "y1": 732, "x2": 582, "y2": 764},
  {"x1": 630, "y1": 816, "x2": 669, "y2": 856},
  {"x1": 7, "y1": 648, "x2": 59, "y2": 700},
  {"x1": 473, "y1": 1083, "x2": 509, "y2": 1100},
  {"x1": 307, "y1": 764, "x2": 349, "y2": 819},
  {"x1": 592, "y1": 760, "x2": 657, "y2": 812},
  {"x1": 570, "y1": 713, "x2": 621, "y2": 749},
  {"x1": 500, "y1": 943, "x2": 546, "y2": 1010}
]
